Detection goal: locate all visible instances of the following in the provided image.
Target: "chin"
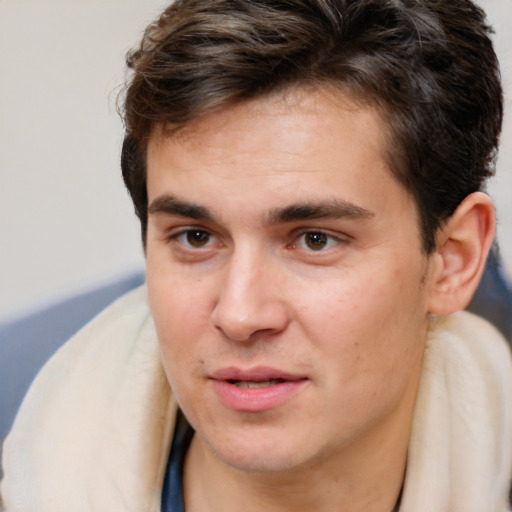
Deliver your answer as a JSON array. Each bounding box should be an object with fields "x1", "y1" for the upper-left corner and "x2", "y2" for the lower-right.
[
  {"x1": 202, "y1": 424, "x2": 320, "y2": 475},
  {"x1": 215, "y1": 446, "x2": 304, "y2": 474}
]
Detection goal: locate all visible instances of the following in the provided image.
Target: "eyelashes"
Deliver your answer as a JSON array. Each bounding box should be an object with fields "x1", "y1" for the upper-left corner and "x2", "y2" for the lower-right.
[
  {"x1": 168, "y1": 227, "x2": 348, "y2": 256},
  {"x1": 290, "y1": 231, "x2": 344, "y2": 252},
  {"x1": 172, "y1": 229, "x2": 215, "y2": 249}
]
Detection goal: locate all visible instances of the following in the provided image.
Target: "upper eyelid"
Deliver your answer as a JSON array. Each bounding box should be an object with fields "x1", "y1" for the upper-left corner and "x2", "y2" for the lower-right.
[
  {"x1": 168, "y1": 225, "x2": 209, "y2": 234},
  {"x1": 169, "y1": 227, "x2": 213, "y2": 239},
  {"x1": 163, "y1": 225, "x2": 351, "y2": 248},
  {"x1": 166, "y1": 224, "x2": 215, "y2": 238},
  {"x1": 291, "y1": 227, "x2": 351, "y2": 242},
  {"x1": 153, "y1": 213, "x2": 217, "y2": 231},
  {"x1": 293, "y1": 231, "x2": 342, "y2": 245},
  {"x1": 166, "y1": 227, "x2": 349, "y2": 240},
  {"x1": 168, "y1": 227, "x2": 221, "y2": 251}
]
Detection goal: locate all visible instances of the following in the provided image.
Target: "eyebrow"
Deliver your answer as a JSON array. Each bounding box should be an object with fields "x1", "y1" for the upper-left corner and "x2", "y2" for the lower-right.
[
  {"x1": 148, "y1": 195, "x2": 215, "y2": 221},
  {"x1": 266, "y1": 200, "x2": 375, "y2": 224},
  {"x1": 147, "y1": 194, "x2": 374, "y2": 224}
]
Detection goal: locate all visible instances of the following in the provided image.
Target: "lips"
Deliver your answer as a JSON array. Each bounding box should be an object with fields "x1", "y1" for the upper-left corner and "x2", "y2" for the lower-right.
[
  {"x1": 229, "y1": 379, "x2": 285, "y2": 388},
  {"x1": 210, "y1": 366, "x2": 308, "y2": 412},
  {"x1": 211, "y1": 366, "x2": 305, "y2": 382}
]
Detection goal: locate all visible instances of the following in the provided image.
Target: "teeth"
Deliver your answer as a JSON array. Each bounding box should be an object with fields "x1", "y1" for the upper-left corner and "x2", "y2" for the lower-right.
[{"x1": 233, "y1": 379, "x2": 281, "y2": 388}]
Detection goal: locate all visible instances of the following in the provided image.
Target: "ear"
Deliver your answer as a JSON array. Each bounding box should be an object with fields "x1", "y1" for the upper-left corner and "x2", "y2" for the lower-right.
[{"x1": 427, "y1": 192, "x2": 495, "y2": 316}]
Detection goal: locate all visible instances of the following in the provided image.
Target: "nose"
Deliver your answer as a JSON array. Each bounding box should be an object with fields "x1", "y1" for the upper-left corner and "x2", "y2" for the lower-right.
[{"x1": 211, "y1": 251, "x2": 290, "y2": 342}]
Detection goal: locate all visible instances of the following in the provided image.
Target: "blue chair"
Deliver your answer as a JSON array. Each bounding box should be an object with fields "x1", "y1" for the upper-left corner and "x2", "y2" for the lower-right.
[{"x1": 468, "y1": 245, "x2": 512, "y2": 341}]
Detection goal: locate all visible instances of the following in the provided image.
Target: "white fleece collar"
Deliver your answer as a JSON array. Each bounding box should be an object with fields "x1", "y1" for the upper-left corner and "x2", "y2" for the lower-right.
[
  {"x1": 401, "y1": 313, "x2": 512, "y2": 511},
  {"x1": 2, "y1": 287, "x2": 511, "y2": 511}
]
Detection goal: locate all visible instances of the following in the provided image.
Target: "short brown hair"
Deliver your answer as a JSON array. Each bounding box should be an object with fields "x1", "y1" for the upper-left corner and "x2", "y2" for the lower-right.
[{"x1": 121, "y1": 0, "x2": 503, "y2": 252}]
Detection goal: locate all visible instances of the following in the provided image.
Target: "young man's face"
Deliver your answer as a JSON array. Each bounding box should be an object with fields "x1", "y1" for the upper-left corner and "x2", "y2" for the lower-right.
[{"x1": 145, "y1": 88, "x2": 434, "y2": 475}]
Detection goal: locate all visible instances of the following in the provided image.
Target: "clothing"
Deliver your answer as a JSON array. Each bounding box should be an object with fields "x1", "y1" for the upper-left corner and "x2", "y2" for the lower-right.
[
  {"x1": 161, "y1": 411, "x2": 193, "y2": 512},
  {"x1": 1, "y1": 286, "x2": 512, "y2": 511}
]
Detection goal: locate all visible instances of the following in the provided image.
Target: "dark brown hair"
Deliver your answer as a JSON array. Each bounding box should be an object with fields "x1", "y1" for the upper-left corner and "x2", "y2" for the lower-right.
[{"x1": 121, "y1": 0, "x2": 503, "y2": 252}]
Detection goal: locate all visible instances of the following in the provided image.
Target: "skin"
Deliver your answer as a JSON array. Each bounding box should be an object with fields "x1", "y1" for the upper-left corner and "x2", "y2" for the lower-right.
[{"x1": 145, "y1": 88, "x2": 439, "y2": 511}]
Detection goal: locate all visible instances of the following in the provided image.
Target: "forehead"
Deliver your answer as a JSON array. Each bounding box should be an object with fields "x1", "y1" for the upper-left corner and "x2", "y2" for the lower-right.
[
  {"x1": 146, "y1": 87, "x2": 417, "y2": 232},
  {"x1": 148, "y1": 88, "x2": 387, "y2": 175}
]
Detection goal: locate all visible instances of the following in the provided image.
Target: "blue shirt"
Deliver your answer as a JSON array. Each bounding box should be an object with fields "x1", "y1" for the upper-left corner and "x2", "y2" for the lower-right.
[{"x1": 161, "y1": 411, "x2": 194, "y2": 512}]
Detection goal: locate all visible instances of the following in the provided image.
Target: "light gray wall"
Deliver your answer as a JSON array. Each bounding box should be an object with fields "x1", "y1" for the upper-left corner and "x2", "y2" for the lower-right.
[
  {"x1": 0, "y1": 0, "x2": 167, "y2": 320},
  {"x1": 481, "y1": 0, "x2": 512, "y2": 275},
  {"x1": 1, "y1": 0, "x2": 511, "y2": 321}
]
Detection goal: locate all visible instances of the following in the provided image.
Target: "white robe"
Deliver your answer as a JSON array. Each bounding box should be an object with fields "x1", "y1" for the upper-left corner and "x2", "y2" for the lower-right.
[{"x1": 1, "y1": 286, "x2": 511, "y2": 511}]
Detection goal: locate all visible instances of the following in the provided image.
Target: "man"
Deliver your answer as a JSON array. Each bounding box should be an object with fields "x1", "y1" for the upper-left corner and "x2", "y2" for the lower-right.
[{"x1": 2, "y1": 1, "x2": 511, "y2": 511}]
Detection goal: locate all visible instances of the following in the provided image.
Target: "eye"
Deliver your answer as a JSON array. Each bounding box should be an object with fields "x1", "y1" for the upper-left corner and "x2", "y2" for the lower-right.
[
  {"x1": 173, "y1": 229, "x2": 215, "y2": 249},
  {"x1": 294, "y1": 231, "x2": 340, "y2": 251}
]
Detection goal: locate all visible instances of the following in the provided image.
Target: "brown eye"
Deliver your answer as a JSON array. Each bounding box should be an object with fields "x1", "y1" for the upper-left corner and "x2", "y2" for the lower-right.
[
  {"x1": 304, "y1": 232, "x2": 329, "y2": 251},
  {"x1": 185, "y1": 230, "x2": 211, "y2": 248}
]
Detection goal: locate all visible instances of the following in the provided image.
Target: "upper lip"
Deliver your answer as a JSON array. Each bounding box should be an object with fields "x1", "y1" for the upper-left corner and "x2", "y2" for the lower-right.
[{"x1": 210, "y1": 366, "x2": 307, "y2": 382}]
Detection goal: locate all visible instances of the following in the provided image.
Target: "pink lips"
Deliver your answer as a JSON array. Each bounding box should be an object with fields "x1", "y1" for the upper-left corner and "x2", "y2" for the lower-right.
[{"x1": 210, "y1": 366, "x2": 308, "y2": 412}]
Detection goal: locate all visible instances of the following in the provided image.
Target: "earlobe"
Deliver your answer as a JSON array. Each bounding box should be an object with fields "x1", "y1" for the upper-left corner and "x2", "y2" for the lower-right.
[{"x1": 427, "y1": 192, "x2": 495, "y2": 316}]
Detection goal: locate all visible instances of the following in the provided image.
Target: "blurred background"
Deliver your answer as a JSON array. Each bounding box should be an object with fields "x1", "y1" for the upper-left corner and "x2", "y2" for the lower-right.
[{"x1": 0, "y1": 0, "x2": 511, "y2": 323}]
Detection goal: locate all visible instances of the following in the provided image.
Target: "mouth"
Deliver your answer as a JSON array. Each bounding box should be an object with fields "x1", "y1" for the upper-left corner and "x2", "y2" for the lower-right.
[
  {"x1": 211, "y1": 366, "x2": 305, "y2": 382},
  {"x1": 227, "y1": 378, "x2": 286, "y2": 388},
  {"x1": 210, "y1": 367, "x2": 308, "y2": 412}
]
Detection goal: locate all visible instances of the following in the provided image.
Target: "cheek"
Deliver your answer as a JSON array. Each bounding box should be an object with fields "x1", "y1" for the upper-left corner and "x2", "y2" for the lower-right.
[
  {"x1": 294, "y1": 271, "x2": 386, "y2": 341},
  {"x1": 147, "y1": 245, "x2": 210, "y2": 329},
  {"x1": 295, "y1": 262, "x2": 426, "y2": 379},
  {"x1": 147, "y1": 277, "x2": 211, "y2": 416},
  {"x1": 146, "y1": 266, "x2": 211, "y2": 378}
]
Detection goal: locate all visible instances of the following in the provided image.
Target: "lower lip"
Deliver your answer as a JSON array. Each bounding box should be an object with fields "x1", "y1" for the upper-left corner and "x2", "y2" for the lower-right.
[{"x1": 212, "y1": 379, "x2": 308, "y2": 412}]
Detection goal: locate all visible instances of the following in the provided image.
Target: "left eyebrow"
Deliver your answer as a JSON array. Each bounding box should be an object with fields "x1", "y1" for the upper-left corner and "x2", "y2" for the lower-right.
[{"x1": 267, "y1": 199, "x2": 375, "y2": 225}]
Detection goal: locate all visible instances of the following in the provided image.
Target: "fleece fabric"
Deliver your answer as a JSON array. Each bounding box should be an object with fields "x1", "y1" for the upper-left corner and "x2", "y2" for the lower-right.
[{"x1": 1, "y1": 286, "x2": 511, "y2": 511}]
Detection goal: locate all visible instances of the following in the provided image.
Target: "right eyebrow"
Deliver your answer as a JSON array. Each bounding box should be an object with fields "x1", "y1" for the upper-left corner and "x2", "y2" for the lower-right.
[{"x1": 147, "y1": 194, "x2": 215, "y2": 221}]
